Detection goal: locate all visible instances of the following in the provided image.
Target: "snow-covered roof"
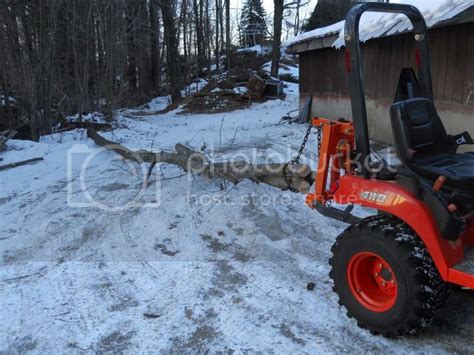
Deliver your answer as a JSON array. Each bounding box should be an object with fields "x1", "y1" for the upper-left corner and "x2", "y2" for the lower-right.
[{"x1": 286, "y1": 0, "x2": 474, "y2": 52}]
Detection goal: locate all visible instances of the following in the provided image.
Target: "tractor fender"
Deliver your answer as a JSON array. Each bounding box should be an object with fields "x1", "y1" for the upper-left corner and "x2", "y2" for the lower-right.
[{"x1": 332, "y1": 175, "x2": 464, "y2": 281}]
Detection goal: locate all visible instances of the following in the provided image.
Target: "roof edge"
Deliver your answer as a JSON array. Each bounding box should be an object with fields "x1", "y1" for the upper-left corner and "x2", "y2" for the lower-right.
[
  {"x1": 287, "y1": 34, "x2": 339, "y2": 54},
  {"x1": 287, "y1": 5, "x2": 474, "y2": 54}
]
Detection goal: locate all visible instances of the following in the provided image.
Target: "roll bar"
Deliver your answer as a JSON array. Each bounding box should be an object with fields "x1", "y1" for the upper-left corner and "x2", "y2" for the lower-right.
[{"x1": 344, "y1": 3, "x2": 433, "y2": 177}]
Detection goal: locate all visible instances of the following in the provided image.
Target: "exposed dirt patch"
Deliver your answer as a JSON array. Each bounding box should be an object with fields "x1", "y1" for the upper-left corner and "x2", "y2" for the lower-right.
[
  {"x1": 212, "y1": 260, "x2": 248, "y2": 292},
  {"x1": 1, "y1": 335, "x2": 37, "y2": 353},
  {"x1": 95, "y1": 330, "x2": 135, "y2": 353},
  {"x1": 107, "y1": 295, "x2": 139, "y2": 312},
  {"x1": 200, "y1": 233, "x2": 251, "y2": 262},
  {"x1": 179, "y1": 93, "x2": 250, "y2": 115},
  {"x1": 280, "y1": 324, "x2": 306, "y2": 346},
  {"x1": 154, "y1": 243, "x2": 180, "y2": 257}
]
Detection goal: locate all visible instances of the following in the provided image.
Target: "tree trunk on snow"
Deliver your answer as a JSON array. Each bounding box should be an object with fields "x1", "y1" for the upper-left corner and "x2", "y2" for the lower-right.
[
  {"x1": 271, "y1": 0, "x2": 284, "y2": 78},
  {"x1": 87, "y1": 129, "x2": 314, "y2": 193}
]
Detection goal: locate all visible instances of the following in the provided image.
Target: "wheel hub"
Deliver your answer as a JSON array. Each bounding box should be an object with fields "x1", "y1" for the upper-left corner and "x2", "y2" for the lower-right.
[
  {"x1": 347, "y1": 252, "x2": 398, "y2": 312},
  {"x1": 381, "y1": 267, "x2": 393, "y2": 282}
]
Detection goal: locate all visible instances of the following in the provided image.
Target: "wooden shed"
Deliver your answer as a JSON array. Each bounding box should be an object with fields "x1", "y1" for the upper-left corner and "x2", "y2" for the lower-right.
[{"x1": 287, "y1": 5, "x2": 474, "y2": 144}]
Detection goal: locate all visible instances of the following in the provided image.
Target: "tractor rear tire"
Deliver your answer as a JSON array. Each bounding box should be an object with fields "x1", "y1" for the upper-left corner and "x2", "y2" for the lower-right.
[{"x1": 329, "y1": 214, "x2": 449, "y2": 337}]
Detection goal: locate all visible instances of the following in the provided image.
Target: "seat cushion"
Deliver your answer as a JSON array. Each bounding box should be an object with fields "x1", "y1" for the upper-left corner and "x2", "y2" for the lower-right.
[{"x1": 413, "y1": 153, "x2": 474, "y2": 190}]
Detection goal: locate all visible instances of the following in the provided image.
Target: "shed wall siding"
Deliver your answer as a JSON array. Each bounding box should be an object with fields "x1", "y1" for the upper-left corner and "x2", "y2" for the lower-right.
[
  {"x1": 301, "y1": 22, "x2": 474, "y2": 105},
  {"x1": 299, "y1": 22, "x2": 474, "y2": 143}
]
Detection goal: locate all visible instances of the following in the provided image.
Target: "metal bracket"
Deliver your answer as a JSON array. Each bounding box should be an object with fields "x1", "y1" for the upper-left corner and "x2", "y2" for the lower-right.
[{"x1": 314, "y1": 202, "x2": 361, "y2": 224}]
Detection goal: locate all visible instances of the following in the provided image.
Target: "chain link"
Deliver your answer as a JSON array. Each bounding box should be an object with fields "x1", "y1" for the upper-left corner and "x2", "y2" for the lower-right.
[
  {"x1": 283, "y1": 123, "x2": 321, "y2": 192},
  {"x1": 293, "y1": 123, "x2": 313, "y2": 165}
]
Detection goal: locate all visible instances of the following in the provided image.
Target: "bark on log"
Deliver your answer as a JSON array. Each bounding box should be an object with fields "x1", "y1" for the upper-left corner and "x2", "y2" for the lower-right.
[
  {"x1": 87, "y1": 129, "x2": 314, "y2": 193},
  {"x1": 0, "y1": 157, "x2": 44, "y2": 171}
]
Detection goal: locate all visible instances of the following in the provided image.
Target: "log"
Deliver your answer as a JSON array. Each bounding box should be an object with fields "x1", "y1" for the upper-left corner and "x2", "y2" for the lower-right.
[
  {"x1": 0, "y1": 157, "x2": 44, "y2": 171},
  {"x1": 0, "y1": 130, "x2": 17, "y2": 152},
  {"x1": 86, "y1": 129, "x2": 314, "y2": 193}
]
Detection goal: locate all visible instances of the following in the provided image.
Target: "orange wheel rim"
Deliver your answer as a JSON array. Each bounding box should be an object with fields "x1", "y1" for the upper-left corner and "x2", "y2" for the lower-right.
[{"x1": 347, "y1": 252, "x2": 398, "y2": 312}]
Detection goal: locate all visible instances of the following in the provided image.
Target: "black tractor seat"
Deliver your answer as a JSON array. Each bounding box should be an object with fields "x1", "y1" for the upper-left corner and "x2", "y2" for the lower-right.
[
  {"x1": 390, "y1": 98, "x2": 474, "y2": 191},
  {"x1": 413, "y1": 153, "x2": 474, "y2": 190}
]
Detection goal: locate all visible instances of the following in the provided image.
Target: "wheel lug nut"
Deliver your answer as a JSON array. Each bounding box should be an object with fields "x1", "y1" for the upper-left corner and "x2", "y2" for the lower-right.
[{"x1": 375, "y1": 272, "x2": 379, "y2": 277}]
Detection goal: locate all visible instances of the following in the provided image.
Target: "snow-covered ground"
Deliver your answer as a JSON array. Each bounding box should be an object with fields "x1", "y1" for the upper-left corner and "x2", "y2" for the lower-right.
[
  {"x1": 1, "y1": 83, "x2": 473, "y2": 353},
  {"x1": 65, "y1": 112, "x2": 108, "y2": 124},
  {"x1": 237, "y1": 44, "x2": 272, "y2": 56}
]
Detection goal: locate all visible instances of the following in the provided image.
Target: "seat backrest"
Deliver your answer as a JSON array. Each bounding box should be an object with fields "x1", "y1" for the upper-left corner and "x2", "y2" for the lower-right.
[
  {"x1": 390, "y1": 98, "x2": 450, "y2": 166},
  {"x1": 393, "y1": 68, "x2": 421, "y2": 103}
]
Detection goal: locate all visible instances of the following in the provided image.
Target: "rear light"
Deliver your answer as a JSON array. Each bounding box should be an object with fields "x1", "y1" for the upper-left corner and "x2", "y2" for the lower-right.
[{"x1": 345, "y1": 50, "x2": 352, "y2": 73}]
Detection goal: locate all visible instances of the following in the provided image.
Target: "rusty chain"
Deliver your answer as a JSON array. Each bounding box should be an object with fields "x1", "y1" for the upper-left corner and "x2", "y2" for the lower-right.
[{"x1": 282, "y1": 123, "x2": 321, "y2": 192}]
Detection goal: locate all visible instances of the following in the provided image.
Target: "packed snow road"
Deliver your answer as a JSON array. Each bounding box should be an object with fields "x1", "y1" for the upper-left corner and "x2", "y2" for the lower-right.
[{"x1": 1, "y1": 85, "x2": 473, "y2": 353}]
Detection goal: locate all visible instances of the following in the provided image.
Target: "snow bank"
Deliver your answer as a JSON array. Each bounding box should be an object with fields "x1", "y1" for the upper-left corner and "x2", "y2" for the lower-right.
[
  {"x1": 146, "y1": 96, "x2": 172, "y2": 112},
  {"x1": 66, "y1": 112, "x2": 108, "y2": 124},
  {"x1": 261, "y1": 62, "x2": 299, "y2": 81},
  {"x1": 237, "y1": 44, "x2": 272, "y2": 56},
  {"x1": 182, "y1": 78, "x2": 208, "y2": 96},
  {"x1": 286, "y1": 0, "x2": 473, "y2": 49},
  {"x1": 237, "y1": 44, "x2": 295, "y2": 61},
  {"x1": 232, "y1": 86, "x2": 249, "y2": 95}
]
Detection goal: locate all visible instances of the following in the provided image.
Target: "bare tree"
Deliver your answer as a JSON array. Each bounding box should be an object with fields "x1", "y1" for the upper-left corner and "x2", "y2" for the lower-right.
[
  {"x1": 0, "y1": 0, "x2": 244, "y2": 136},
  {"x1": 150, "y1": 0, "x2": 162, "y2": 91},
  {"x1": 193, "y1": 0, "x2": 206, "y2": 70},
  {"x1": 271, "y1": 0, "x2": 284, "y2": 77},
  {"x1": 225, "y1": 0, "x2": 231, "y2": 70},
  {"x1": 157, "y1": 0, "x2": 182, "y2": 101},
  {"x1": 215, "y1": 0, "x2": 220, "y2": 71}
]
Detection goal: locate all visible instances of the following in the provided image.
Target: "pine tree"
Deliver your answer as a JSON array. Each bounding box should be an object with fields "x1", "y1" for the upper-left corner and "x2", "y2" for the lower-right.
[{"x1": 240, "y1": 0, "x2": 267, "y2": 47}]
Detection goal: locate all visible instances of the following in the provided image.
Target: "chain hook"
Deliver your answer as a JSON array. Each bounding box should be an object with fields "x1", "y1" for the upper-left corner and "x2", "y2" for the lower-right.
[{"x1": 283, "y1": 122, "x2": 321, "y2": 192}]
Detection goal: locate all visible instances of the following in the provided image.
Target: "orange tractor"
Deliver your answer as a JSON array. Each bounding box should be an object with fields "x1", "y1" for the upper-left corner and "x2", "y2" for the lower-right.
[{"x1": 306, "y1": 3, "x2": 474, "y2": 336}]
